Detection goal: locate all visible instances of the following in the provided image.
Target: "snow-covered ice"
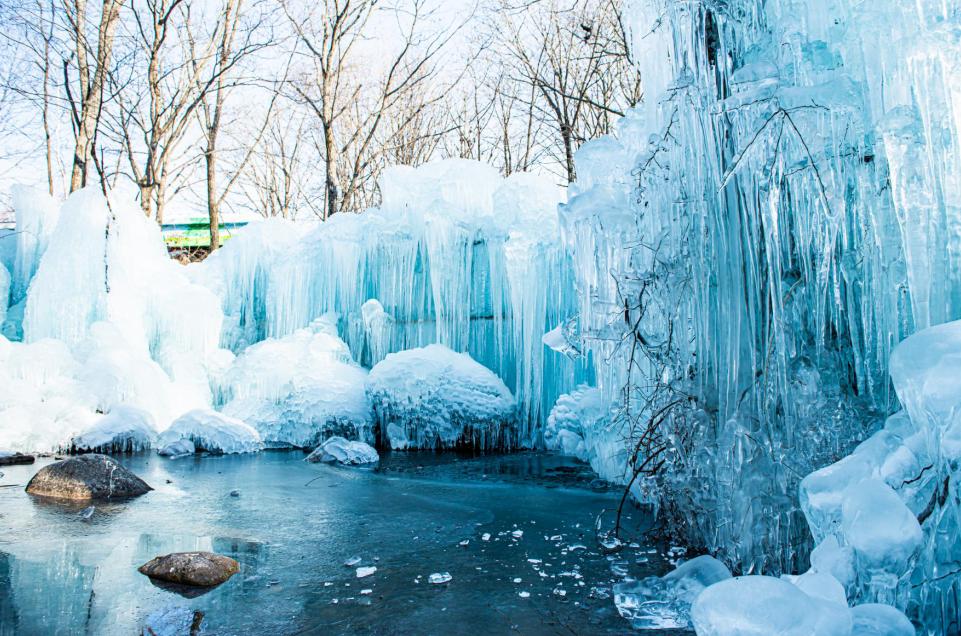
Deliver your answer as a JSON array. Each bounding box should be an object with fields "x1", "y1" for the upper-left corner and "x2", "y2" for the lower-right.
[
  {"x1": 367, "y1": 344, "x2": 516, "y2": 450},
  {"x1": 306, "y1": 436, "x2": 378, "y2": 465},
  {"x1": 156, "y1": 409, "x2": 262, "y2": 454}
]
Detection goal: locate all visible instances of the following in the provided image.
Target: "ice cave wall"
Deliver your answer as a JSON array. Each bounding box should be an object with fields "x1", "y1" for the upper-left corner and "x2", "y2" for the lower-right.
[{"x1": 559, "y1": 0, "x2": 961, "y2": 630}]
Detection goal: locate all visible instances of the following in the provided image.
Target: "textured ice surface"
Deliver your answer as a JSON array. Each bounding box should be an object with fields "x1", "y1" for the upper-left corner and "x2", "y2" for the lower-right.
[
  {"x1": 367, "y1": 344, "x2": 516, "y2": 450},
  {"x1": 156, "y1": 409, "x2": 262, "y2": 454},
  {"x1": 0, "y1": 261, "x2": 9, "y2": 327},
  {"x1": 613, "y1": 555, "x2": 731, "y2": 629},
  {"x1": 306, "y1": 436, "x2": 378, "y2": 465}
]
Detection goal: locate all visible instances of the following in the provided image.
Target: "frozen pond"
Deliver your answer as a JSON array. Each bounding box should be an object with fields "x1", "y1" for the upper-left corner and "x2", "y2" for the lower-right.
[{"x1": 0, "y1": 451, "x2": 685, "y2": 635}]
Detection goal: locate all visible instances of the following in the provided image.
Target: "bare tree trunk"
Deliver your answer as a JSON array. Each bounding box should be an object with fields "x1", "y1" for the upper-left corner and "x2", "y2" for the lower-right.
[
  {"x1": 69, "y1": 0, "x2": 126, "y2": 192},
  {"x1": 206, "y1": 136, "x2": 220, "y2": 250},
  {"x1": 323, "y1": 122, "x2": 338, "y2": 219}
]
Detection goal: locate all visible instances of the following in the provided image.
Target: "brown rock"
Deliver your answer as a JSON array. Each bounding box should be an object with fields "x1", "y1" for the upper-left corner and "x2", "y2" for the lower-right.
[
  {"x1": 0, "y1": 452, "x2": 35, "y2": 466},
  {"x1": 25, "y1": 454, "x2": 152, "y2": 500},
  {"x1": 138, "y1": 552, "x2": 240, "y2": 586}
]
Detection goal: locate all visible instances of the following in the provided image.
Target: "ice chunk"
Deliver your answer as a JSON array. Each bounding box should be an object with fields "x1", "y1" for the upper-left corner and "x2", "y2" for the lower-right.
[
  {"x1": 545, "y1": 385, "x2": 628, "y2": 482},
  {"x1": 790, "y1": 571, "x2": 847, "y2": 607},
  {"x1": 367, "y1": 344, "x2": 516, "y2": 450},
  {"x1": 841, "y1": 479, "x2": 922, "y2": 595},
  {"x1": 306, "y1": 436, "x2": 378, "y2": 465},
  {"x1": 800, "y1": 454, "x2": 874, "y2": 542},
  {"x1": 691, "y1": 576, "x2": 820, "y2": 636},
  {"x1": 810, "y1": 535, "x2": 856, "y2": 593},
  {"x1": 141, "y1": 604, "x2": 206, "y2": 636},
  {"x1": 158, "y1": 438, "x2": 195, "y2": 458},
  {"x1": 71, "y1": 405, "x2": 158, "y2": 453},
  {"x1": 356, "y1": 566, "x2": 376, "y2": 578},
  {"x1": 156, "y1": 409, "x2": 262, "y2": 454},
  {"x1": 429, "y1": 572, "x2": 452, "y2": 584},
  {"x1": 614, "y1": 555, "x2": 732, "y2": 629},
  {"x1": 849, "y1": 604, "x2": 915, "y2": 636}
]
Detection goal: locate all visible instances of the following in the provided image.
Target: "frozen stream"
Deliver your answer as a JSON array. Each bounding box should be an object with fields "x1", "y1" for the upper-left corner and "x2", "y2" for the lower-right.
[{"x1": 0, "y1": 451, "x2": 683, "y2": 635}]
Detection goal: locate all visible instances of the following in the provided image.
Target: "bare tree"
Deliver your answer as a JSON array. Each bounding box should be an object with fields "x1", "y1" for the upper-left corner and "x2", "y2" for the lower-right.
[
  {"x1": 283, "y1": 0, "x2": 459, "y2": 218},
  {"x1": 495, "y1": 0, "x2": 640, "y2": 183},
  {"x1": 63, "y1": 0, "x2": 127, "y2": 192},
  {"x1": 192, "y1": 0, "x2": 277, "y2": 249}
]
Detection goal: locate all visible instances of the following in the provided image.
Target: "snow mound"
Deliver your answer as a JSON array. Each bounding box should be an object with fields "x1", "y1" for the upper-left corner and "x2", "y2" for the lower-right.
[
  {"x1": 306, "y1": 436, "x2": 379, "y2": 465},
  {"x1": 219, "y1": 321, "x2": 372, "y2": 447},
  {"x1": 72, "y1": 405, "x2": 158, "y2": 453},
  {"x1": 156, "y1": 409, "x2": 262, "y2": 454},
  {"x1": 367, "y1": 344, "x2": 516, "y2": 450}
]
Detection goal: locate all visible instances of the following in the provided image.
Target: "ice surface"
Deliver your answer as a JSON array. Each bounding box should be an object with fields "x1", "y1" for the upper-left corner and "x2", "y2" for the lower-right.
[
  {"x1": 613, "y1": 555, "x2": 731, "y2": 629},
  {"x1": 156, "y1": 409, "x2": 262, "y2": 454},
  {"x1": 0, "y1": 261, "x2": 9, "y2": 327},
  {"x1": 306, "y1": 436, "x2": 378, "y2": 465},
  {"x1": 141, "y1": 605, "x2": 206, "y2": 636},
  {"x1": 367, "y1": 344, "x2": 516, "y2": 450}
]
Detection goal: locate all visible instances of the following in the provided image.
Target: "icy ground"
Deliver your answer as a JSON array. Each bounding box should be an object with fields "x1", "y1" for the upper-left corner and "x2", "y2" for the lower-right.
[{"x1": 0, "y1": 451, "x2": 680, "y2": 636}]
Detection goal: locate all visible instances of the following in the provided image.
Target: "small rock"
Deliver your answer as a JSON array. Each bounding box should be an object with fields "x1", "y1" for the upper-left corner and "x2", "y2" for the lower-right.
[
  {"x1": 138, "y1": 551, "x2": 239, "y2": 586},
  {"x1": 0, "y1": 452, "x2": 34, "y2": 466},
  {"x1": 229, "y1": 490, "x2": 240, "y2": 497},
  {"x1": 26, "y1": 454, "x2": 151, "y2": 500}
]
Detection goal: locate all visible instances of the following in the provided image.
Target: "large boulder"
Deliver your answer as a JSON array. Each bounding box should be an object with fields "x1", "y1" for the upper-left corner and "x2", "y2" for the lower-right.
[
  {"x1": 138, "y1": 551, "x2": 239, "y2": 586},
  {"x1": 25, "y1": 454, "x2": 151, "y2": 500},
  {"x1": 0, "y1": 451, "x2": 35, "y2": 466}
]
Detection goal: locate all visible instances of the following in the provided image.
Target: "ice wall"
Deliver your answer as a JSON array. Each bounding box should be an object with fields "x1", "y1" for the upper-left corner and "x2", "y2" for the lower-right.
[
  {"x1": 562, "y1": 0, "x2": 961, "y2": 626},
  {"x1": 204, "y1": 160, "x2": 592, "y2": 447},
  {"x1": 9, "y1": 185, "x2": 59, "y2": 305},
  {"x1": 0, "y1": 188, "x2": 229, "y2": 452}
]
